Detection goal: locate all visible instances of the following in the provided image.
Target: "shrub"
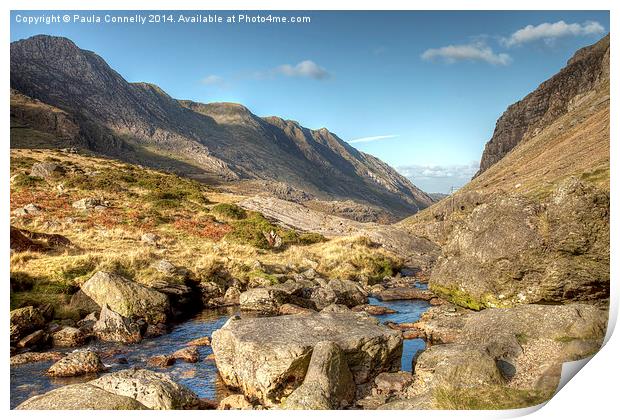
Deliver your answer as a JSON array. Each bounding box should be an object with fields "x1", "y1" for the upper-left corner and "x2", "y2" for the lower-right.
[{"x1": 211, "y1": 203, "x2": 247, "y2": 220}]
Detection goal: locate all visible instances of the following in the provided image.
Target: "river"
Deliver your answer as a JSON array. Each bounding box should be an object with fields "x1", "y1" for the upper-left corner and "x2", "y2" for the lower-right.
[{"x1": 10, "y1": 297, "x2": 430, "y2": 409}]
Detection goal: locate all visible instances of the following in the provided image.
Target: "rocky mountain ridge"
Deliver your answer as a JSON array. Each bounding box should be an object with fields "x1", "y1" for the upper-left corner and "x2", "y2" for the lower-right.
[
  {"x1": 10, "y1": 34, "x2": 432, "y2": 219},
  {"x1": 475, "y1": 34, "x2": 609, "y2": 177}
]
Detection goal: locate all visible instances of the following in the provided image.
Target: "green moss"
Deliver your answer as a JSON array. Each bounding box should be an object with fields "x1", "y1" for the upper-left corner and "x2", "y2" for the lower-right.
[
  {"x1": 516, "y1": 333, "x2": 529, "y2": 345},
  {"x1": 248, "y1": 269, "x2": 280, "y2": 285},
  {"x1": 351, "y1": 253, "x2": 398, "y2": 283},
  {"x1": 434, "y1": 386, "x2": 552, "y2": 410},
  {"x1": 431, "y1": 284, "x2": 485, "y2": 310},
  {"x1": 211, "y1": 203, "x2": 247, "y2": 220},
  {"x1": 430, "y1": 284, "x2": 510, "y2": 310},
  {"x1": 580, "y1": 166, "x2": 609, "y2": 186},
  {"x1": 225, "y1": 211, "x2": 324, "y2": 250},
  {"x1": 11, "y1": 174, "x2": 43, "y2": 188}
]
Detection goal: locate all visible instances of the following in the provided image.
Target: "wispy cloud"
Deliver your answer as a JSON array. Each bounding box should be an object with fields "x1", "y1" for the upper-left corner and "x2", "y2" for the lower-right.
[
  {"x1": 275, "y1": 60, "x2": 330, "y2": 80},
  {"x1": 348, "y1": 135, "x2": 399, "y2": 144},
  {"x1": 502, "y1": 20, "x2": 605, "y2": 47},
  {"x1": 421, "y1": 41, "x2": 512, "y2": 66},
  {"x1": 200, "y1": 75, "x2": 225, "y2": 86}
]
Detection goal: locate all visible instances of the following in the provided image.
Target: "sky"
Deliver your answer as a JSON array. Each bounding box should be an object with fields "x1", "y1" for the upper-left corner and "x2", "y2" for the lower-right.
[{"x1": 10, "y1": 10, "x2": 609, "y2": 193}]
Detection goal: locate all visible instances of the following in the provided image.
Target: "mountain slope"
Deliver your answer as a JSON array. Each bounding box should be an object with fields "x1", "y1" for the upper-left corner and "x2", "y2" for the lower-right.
[
  {"x1": 400, "y1": 35, "x2": 610, "y2": 309},
  {"x1": 10, "y1": 35, "x2": 432, "y2": 218},
  {"x1": 475, "y1": 34, "x2": 609, "y2": 177}
]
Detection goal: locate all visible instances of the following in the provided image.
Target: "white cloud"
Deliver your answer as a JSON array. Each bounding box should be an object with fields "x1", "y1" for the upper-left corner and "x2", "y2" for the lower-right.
[
  {"x1": 502, "y1": 20, "x2": 605, "y2": 47},
  {"x1": 200, "y1": 75, "x2": 224, "y2": 85},
  {"x1": 398, "y1": 162, "x2": 479, "y2": 180},
  {"x1": 276, "y1": 60, "x2": 330, "y2": 80},
  {"x1": 348, "y1": 135, "x2": 399, "y2": 144},
  {"x1": 421, "y1": 42, "x2": 512, "y2": 66}
]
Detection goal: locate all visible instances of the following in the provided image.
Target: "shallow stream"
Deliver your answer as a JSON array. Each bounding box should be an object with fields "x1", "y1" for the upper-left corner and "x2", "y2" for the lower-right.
[{"x1": 10, "y1": 297, "x2": 430, "y2": 408}]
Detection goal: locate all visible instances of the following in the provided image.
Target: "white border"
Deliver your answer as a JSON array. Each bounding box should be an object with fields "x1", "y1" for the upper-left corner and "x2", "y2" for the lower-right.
[{"x1": 2, "y1": 2, "x2": 616, "y2": 420}]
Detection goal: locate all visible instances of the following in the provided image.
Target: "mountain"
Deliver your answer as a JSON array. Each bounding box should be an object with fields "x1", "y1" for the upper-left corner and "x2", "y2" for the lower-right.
[
  {"x1": 475, "y1": 34, "x2": 610, "y2": 177},
  {"x1": 402, "y1": 35, "x2": 610, "y2": 309},
  {"x1": 10, "y1": 34, "x2": 433, "y2": 219}
]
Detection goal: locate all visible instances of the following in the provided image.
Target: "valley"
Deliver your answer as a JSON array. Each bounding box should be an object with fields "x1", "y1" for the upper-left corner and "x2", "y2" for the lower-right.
[{"x1": 9, "y1": 33, "x2": 610, "y2": 411}]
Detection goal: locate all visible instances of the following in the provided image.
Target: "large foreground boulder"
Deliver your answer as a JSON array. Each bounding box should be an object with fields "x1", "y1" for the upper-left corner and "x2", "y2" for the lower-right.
[
  {"x1": 282, "y1": 341, "x2": 355, "y2": 409},
  {"x1": 80, "y1": 271, "x2": 170, "y2": 324},
  {"x1": 16, "y1": 383, "x2": 147, "y2": 410},
  {"x1": 212, "y1": 311, "x2": 402, "y2": 406},
  {"x1": 90, "y1": 368, "x2": 200, "y2": 409}
]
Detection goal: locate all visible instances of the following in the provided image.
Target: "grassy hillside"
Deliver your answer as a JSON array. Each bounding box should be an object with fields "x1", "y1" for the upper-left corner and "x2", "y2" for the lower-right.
[{"x1": 10, "y1": 149, "x2": 401, "y2": 320}]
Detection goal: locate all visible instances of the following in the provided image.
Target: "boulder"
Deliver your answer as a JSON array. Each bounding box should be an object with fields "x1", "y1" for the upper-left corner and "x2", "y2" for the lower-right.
[
  {"x1": 141, "y1": 233, "x2": 160, "y2": 245},
  {"x1": 239, "y1": 287, "x2": 289, "y2": 314},
  {"x1": 217, "y1": 394, "x2": 255, "y2": 410},
  {"x1": 186, "y1": 336, "x2": 211, "y2": 347},
  {"x1": 93, "y1": 304, "x2": 142, "y2": 344},
  {"x1": 90, "y1": 368, "x2": 201, "y2": 409},
  {"x1": 72, "y1": 197, "x2": 105, "y2": 210},
  {"x1": 47, "y1": 350, "x2": 105, "y2": 377},
  {"x1": 413, "y1": 344, "x2": 505, "y2": 389},
  {"x1": 279, "y1": 303, "x2": 315, "y2": 315},
  {"x1": 144, "y1": 323, "x2": 168, "y2": 338},
  {"x1": 172, "y1": 346, "x2": 199, "y2": 363},
  {"x1": 80, "y1": 271, "x2": 170, "y2": 324},
  {"x1": 76, "y1": 311, "x2": 98, "y2": 331},
  {"x1": 11, "y1": 351, "x2": 65, "y2": 366},
  {"x1": 373, "y1": 371, "x2": 414, "y2": 395},
  {"x1": 212, "y1": 311, "x2": 402, "y2": 406},
  {"x1": 30, "y1": 162, "x2": 66, "y2": 179},
  {"x1": 16, "y1": 383, "x2": 147, "y2": 410},
  {"x1": 374, "y1": 287, "x2": 435, "y2": 301},
  {"x1": 283, "y1": 341, "x2": 355, "y2": 409},
  {"x1": 10, "y1": 306, "x2": 46, "y2": 343},
  {"x1": 352, "y1": 304, "x2": 397, "y2": 315},
  {"x1": 17, "y1": 329, "x2": 47, "y2": 349},
  {"x1": 308, "y1": 286, "x2": 338, "y2": 310},
  {"x1": 70, "y1": 290, "x2": 101, "y2": 317},
  {"x1": 148, "y1": 354, "x2": 175, "y2": 368},
  {"x1": 325, "y1": 279, "x2": 368, "y2": 307},
  {"x1": 52, "y1": 326, "x2": 86, "y2": 347}
]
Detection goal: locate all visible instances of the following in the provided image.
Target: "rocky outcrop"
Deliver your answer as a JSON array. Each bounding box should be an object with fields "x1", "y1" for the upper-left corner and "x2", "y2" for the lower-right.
[
  {"x1": 211, "y1": 311, "x2": 402, "y2": 406},
  {"x1": 90, "y1": 368, "x2": 201, "y2": 409},
  {"x1": 476, "y1": 35, "x2": 609, "y2": 176},
  {"x1": 282, "y1": 341, "x2": 355, "y2": 409},
  {"x1": 80, "y1": 271, "x2": 170, "y2": 324},
  {"x1": 16, "y1": 383, "x2": 148, "y2": 410},
  {"x1": 429, "y1": 177, "x2": 609, "y2": 309}
]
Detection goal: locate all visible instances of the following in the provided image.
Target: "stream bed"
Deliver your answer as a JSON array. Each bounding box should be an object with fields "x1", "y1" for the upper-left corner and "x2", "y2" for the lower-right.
[{"x1": 10, "y1": 297, "x2": 430, "y2": 409}]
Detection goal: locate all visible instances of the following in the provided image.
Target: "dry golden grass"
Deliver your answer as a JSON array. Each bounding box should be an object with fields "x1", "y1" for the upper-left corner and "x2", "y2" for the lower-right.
[{"x1": 10, "y1": 149, "x2": 400, "y2": 317}]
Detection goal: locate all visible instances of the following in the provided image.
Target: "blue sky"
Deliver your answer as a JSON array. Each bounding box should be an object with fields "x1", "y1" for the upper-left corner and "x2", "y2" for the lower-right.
[{"x1": 11, "y1": 10, "x2": 609, "y2": 193}]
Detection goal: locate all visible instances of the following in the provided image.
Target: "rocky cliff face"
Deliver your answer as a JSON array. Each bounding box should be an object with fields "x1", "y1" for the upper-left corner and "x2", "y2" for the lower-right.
[
  {"x1": 475, "y1": 34, "x2": 609, "y2": 177},
  {"x1": 402, "y1": 35, "x2": 610, "y2": 309},
  {"x1": 10, "y1": 35, "x2": 432, "y2": 219}
]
